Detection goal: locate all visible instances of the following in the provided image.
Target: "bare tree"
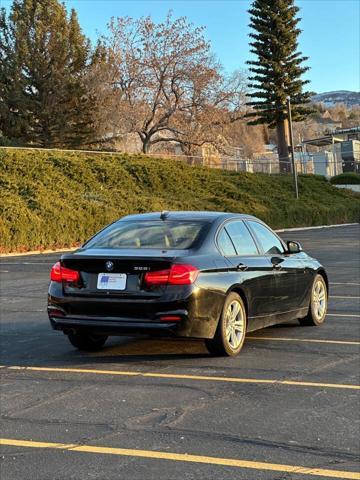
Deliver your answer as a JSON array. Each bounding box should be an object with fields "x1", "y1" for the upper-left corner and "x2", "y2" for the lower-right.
[
  {"x1": 174, "y1": 70, "x2": 249, "y2": 155},
  {"x1": 224, "y1": 121, "x2": 268, "y2": 158},
  {"x1": 84, "y1": 42, "x2": 138, "y2": 147},
  {"x1": 98, "y1": 14, "x2": 213, "y2": 152},
  {"x1": 97, "y1": 13, "x2": 249, "y2": 154}
]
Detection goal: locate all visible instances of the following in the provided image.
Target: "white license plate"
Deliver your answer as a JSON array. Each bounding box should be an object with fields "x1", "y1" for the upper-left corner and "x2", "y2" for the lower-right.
[{"x1": 97, "y1": 273, "x2": 127, "y2": 290}]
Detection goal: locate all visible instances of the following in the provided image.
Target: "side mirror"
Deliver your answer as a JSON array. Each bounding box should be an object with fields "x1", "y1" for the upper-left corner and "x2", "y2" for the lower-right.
[{"x1": 287, "y1": 240, "x2": 302, "y2": 254}]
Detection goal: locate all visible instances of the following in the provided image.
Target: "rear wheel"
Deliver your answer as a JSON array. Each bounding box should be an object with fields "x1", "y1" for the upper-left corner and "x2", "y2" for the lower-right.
[
  {"x1": 67, "y1": 332, "x2": 108, "y2": 351},
  {"x1": 205, "y1": 292, "x2": 247, "y2": 357},
  {"x1": 299, "y1": 274, "x2": 327, "y2": 326}
]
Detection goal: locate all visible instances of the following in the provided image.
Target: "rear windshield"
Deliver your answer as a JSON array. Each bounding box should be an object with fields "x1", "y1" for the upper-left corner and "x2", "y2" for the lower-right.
[{"x1": 84, "y1": 220, "x2": 208, "y2": 250}]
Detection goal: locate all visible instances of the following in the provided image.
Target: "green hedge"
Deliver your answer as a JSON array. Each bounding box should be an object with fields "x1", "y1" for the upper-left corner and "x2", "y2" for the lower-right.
[
  {"x1": 1, "y1": 148, "x2": 359, "y2": 253},
  {"x1": 330, "y1": 172, "x2": 360, "y2": 185}
]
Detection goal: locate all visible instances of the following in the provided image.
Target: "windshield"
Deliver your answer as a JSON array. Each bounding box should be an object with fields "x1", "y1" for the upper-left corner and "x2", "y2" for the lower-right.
[{"x1": 84, "y1": 220, "x2": 208, "y2": 250}]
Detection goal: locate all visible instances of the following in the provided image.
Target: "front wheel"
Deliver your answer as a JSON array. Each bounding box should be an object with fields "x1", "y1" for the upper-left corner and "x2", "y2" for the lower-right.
[
  {"x1": 67, "y1": 332, "x2": 108, "y2": 351},
  {"x1": 205, "y1": 292, "x2": 247, "y2": 357},
  {"x1": 299, "y1": 274, "x2": 327, "y2": 326}
]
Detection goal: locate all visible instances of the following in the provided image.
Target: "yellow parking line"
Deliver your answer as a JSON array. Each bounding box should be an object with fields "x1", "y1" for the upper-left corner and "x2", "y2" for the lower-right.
[
  {"x1": 248, "y1": 337, "x2": 360, "y2": 346},
  {"x1": 0, "y1": 438, "x2": 359, "y2": 479},
  {"x1": 4, "y1": 365, "x2": 360, "y2": 390}
]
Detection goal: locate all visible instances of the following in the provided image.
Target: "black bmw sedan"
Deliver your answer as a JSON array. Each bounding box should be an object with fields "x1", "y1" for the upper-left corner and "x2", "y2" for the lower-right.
[{"x1": 48, "y1": 211, "x2": 328, "y2": 356}]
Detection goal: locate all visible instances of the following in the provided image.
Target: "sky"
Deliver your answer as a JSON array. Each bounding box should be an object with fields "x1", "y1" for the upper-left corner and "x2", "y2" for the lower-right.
[{"x1": 2, "y1": 0, "x2": 359, "y2": 93}]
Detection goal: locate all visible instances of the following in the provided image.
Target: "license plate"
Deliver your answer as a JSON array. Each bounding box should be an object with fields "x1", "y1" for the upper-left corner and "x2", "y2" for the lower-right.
[{"x1": 97, "y1": 273, "x2": 127, "y2": 290}]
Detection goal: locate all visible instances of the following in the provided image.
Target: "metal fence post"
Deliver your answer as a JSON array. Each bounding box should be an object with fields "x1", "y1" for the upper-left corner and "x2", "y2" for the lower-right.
[{"x1": 286, "y1": 96, "x2": 299, "y2": 199}]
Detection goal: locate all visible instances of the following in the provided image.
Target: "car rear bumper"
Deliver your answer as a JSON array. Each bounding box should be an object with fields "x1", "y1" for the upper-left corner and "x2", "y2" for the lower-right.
[
  {"x1": 48, "y1": 281, "x2": 225, "y2": 339},
  {"x1": 49, "y1": 314, "x2": 182, "y2": 337}
]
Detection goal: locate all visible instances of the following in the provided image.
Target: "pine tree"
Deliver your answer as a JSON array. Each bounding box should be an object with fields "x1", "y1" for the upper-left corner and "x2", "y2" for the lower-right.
[
  {"x1": 0, "y1": 0, "x2": 94, "y2": 147},
  {"x1": 245, "y1": 0, "x2": 312, "y2": 170},
  {"x1": 0, "y1": 8, "x2": 29, "y2": 144},
  {"x1": 60, "y1": 9, "x2": 95, "y2": 147}
]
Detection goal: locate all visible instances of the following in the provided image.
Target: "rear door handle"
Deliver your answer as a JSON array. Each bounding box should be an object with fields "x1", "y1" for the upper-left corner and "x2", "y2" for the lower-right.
[{"x1": 236, "y1": 263, "x2": 248, "y2": 271}]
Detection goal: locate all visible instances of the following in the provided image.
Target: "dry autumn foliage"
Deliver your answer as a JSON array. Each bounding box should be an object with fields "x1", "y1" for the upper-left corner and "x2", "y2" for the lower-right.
[{"x1": 92, "y1": 13, "x2": 250, "y2": 154}]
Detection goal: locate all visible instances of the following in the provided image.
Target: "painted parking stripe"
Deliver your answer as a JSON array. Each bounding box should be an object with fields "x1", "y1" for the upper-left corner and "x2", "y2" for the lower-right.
[
  {"x1": 327, "y1": 313, "x2": 359, "y2": 318},
  {"x1": 330, "y1": 296, "x2": 360, "y2": 299},
  {"x1": 0, "y1": 438, "x2": 359, "y2": 479},
  {"x1": 248, "y1": 337, "x2": 360, "y2": 346},
  {"x1": 3, "y1": 366, "x2": 360, "y2": 390},
  {"x1": 330, "y1": 282, "x2": 360, "y2": 286}
]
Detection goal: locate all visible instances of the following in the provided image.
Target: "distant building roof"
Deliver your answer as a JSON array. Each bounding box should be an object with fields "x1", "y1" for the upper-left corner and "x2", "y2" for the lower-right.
[{"x1": 302, "y1": 126, "x2": 360, "y2": 147}]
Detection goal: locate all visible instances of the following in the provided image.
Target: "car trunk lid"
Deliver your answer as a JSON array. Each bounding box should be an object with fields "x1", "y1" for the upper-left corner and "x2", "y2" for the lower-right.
[{"x1": 60, "y1": 248, "x2": 186, "y2": 298}]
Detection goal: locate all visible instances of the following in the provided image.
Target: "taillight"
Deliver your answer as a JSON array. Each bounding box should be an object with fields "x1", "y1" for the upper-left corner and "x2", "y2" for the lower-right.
[
  {"x1": 143, "y1": 269, "x2": 170, "y2": 286},
  {"x1": 50, "y1": 261, "x2": 80, "y2": 283},
  {"x1": 144, "y1": 264, "x2": 199, "y2": 286},
  {"x1": 159, "y1": 315, "x2": 182, "y2": 322},
  {"x1": 169, "y1": 264, "x2": 199, "y2": 284}
]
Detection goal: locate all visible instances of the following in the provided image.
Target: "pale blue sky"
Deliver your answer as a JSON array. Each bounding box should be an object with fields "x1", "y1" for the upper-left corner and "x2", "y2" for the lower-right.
[{"x1": 2, "y1": 0, "x2": 359, "y2": 93}]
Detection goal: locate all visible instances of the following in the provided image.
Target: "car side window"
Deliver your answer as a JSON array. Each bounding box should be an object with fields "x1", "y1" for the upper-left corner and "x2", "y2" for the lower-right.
[
  {"x1": 247, "y1": 221, "x2": 284, "y2": 255},
  {"x1": 217, "y1": 228, "x2": 237, "y2": 256},
  {"x1": 225, "y1": 221, "x2": 259, "y2": 256}
]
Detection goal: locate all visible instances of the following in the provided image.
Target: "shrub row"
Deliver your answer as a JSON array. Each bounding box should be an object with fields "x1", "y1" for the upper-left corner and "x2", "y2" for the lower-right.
[
  {"x1": 0, "y1": 148, "x2": 359, "y2": 253},
  {"x1": 330, "y1": 172, "x2": 360, "y2": 185}
]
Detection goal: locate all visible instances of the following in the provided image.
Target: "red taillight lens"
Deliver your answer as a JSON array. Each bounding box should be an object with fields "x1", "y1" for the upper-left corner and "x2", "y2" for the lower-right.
[
  {"x1": 144, "y1": 269, "x2": 170, "y2": 286},
  {"x1": 144, "y1": 264, "x2": 199, "y2": 286},
  {"x1": 50, "y1": 261, "x2": 62, "y2": 282},
  {"x1": 169, "y1": 264, "x2": 199, "y2": 285},
  {"x1": 50, "y1": 261, "x2": 80, "y2": 283},
  {"x1": 159, "y1": 315, "x2": 182, "y2": 322}
]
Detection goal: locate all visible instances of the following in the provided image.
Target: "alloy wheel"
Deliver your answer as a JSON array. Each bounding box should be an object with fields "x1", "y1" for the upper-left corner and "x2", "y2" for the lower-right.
[
  {"x1": 312, "y1": 278, "x2": 327, "y2": 321},
  {"x1": 225, "y1": 300, "x2": 245, "y2": 350}
]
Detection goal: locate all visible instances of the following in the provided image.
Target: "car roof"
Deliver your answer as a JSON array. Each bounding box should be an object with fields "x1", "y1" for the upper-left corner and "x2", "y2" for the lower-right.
[{"x1": 121, "y1": 211, "x2": 259, "y2": 222}]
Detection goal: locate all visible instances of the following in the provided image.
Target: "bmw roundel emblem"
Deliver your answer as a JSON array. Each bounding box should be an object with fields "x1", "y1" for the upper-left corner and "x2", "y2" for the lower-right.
[{"x1": 105, "y1": 261, "x2": 114, "y2": 272}]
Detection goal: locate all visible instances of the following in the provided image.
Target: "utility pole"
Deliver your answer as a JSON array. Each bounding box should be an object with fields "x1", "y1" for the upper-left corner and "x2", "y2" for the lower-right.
[{"x1": 286, "y1": 96, "x2": 299, "y2": 199}]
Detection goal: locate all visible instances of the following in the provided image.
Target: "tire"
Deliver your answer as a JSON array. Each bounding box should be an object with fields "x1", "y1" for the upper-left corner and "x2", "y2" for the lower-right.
[
  {"x1": 67, "y1": 331, "x2": 108, "y2": 351},
  {"x1": 299, "y1": 274, "x2": 328, "y2": 326},
  {"x1": 205, "y1": 292, "x2": 247, "y2": 357}
]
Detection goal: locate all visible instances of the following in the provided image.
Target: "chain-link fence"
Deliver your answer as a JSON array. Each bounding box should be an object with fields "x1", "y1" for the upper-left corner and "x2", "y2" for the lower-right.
[{"x1": 0, "y1": 145, "x2": 356, "y2": 177}]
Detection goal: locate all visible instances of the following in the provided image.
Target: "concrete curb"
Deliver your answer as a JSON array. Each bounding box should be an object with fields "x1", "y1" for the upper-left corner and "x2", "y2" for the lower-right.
[
  {"x1": 275, "y1": 223, "x2": 359, "y2": 233},
  {"x1": 0, "y1": 223, "x2": 358, "y2": 258},
  {"x1": 0, "y1": 247, "x2": 76, "y2": 258}
]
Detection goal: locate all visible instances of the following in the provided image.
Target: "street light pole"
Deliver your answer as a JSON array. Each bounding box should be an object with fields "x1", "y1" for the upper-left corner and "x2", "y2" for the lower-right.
[{"x1": 286, "y1": 96, "x2": 299, "y2": 199}]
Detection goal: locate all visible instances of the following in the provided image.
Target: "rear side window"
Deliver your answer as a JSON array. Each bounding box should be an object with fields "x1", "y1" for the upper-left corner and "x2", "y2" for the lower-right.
[
  {"x1": 247, "y1": 221, "x2": 284, "y2": 255},
  {"x1": 217, "y1": 228, "x2": 237, "y2": 256},
  {"x1": 225, "y1": 221, "x2": 259, "y2": 255},
  {"x1": 84, "y1": 221, "x2": 207, "y2": 250}
]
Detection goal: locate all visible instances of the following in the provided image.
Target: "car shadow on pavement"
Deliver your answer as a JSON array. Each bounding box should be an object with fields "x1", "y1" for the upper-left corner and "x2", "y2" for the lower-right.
[
  {"x1": 67, "y1": 336, "x2": 212, "y2": 363},
  {"x1": 0, "y1": 335, "x2": 222, "y2": 366}
]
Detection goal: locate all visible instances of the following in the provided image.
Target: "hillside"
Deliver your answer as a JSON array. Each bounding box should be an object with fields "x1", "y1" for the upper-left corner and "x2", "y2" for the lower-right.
[
  {"x1": 312, "y1": 90, "x2": 360, "y2": 107},
  {"x1": 0, "y1": 148, "x2": 359, "y2": 253}
]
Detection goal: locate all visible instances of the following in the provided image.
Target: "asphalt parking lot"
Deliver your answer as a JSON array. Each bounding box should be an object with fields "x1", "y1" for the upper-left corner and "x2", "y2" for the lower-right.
[{"x1": 0, "y1": 224, "x2": 359, "y2": 480}]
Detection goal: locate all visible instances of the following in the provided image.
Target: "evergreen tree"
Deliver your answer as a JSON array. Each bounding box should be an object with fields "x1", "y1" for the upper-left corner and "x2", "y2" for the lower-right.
[
  {"x1": 0, "y1": 0, "x2": 94, "y2": 147},
  {"x1": 246, "y1": 0, "x2": 312, "y2": 170},
  {"x1": 0, "y1": 8, "x2": 29, "y2": 144}
]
